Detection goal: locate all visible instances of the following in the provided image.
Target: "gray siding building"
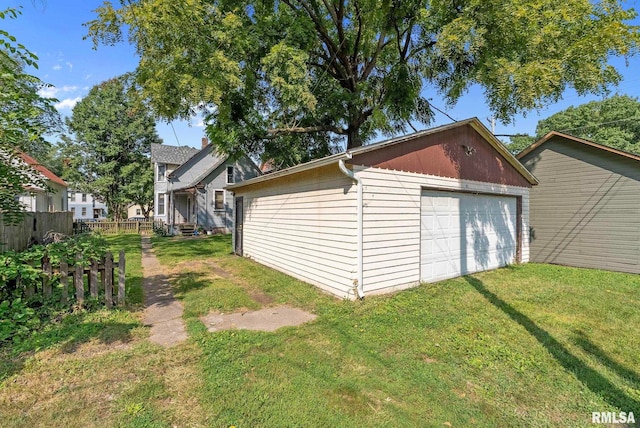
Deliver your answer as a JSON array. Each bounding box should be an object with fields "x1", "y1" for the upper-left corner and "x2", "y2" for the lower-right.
[
  {"x1": 518, "y1": 132, "x2": 640, "y2": 274},
  {"x1": 151, "y1": 139, "x2": 260, "y2": 234}
]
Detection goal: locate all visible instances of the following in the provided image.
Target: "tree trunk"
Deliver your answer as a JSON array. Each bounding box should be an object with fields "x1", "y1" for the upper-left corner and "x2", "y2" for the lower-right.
[{"x1": 346, "y1": 127, "x2": 362, "y2": 150}]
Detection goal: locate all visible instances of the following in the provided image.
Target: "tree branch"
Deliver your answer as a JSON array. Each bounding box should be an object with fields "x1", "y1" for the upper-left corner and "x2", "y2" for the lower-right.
[{"x1": 266, "y1": 125, "x2": 348, "y2": 137}]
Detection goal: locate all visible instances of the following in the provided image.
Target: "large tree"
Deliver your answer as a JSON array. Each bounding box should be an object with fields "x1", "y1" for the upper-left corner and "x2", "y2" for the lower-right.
[
  {"x1": 0, "y1": 7, "x2": 60, "y2": 223},
  {"x1": 508, "y1": 95, "x2": 640, "y2": 155},
  {"x1": 64, "y1": 75, "x2": 161, "y2": 220},
  {"x1": 87, "y1": 0, "x2": 639, "y2": 166},
  {"x1": 535, "y1": 95, "x2": 640, "y2": 155}
]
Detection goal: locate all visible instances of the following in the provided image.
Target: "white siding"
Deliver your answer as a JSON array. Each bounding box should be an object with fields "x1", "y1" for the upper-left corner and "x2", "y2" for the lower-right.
[
  {"x1": 238, "y1": 166, "x2": 358, "y2": 298},
  {"x1": 355, "y1": 166, "x2": 530, "y2": 295}
]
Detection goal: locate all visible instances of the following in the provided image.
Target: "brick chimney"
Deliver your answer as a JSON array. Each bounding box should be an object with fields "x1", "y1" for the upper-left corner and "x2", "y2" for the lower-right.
[{"x1": 201, "y1": 137, "x2": 209, "y2": 149}]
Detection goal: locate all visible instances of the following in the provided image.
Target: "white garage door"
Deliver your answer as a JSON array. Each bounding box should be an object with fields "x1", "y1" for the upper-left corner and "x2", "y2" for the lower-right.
[{"x1": 420, "y1": 190, "x2": 517, "y2": 282}]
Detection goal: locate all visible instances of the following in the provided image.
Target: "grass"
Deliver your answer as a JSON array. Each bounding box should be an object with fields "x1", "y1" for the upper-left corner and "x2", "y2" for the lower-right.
[{"x1": 1, "y1": 233, "x2": 638, "y2": 427}]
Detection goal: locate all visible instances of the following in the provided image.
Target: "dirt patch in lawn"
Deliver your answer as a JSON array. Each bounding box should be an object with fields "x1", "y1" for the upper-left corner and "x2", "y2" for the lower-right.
[
  {"x1": 200, "y1": 305, "x2": 317, "y2": 332},
  {"x1": 172, "y1": 259, "x2": 275, "y2": 305}
]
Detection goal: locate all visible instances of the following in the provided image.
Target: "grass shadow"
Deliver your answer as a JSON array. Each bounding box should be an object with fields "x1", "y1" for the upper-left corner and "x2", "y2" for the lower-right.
[
  {"x1": 0, "y1": 311, "x2": 139, "y2": 382},
  {"x1": 573, "y1": 330, "x2": 640, "y2": 387},
  {"x1": 465, "y1": 275, "x2": 640, "y2": 412}
]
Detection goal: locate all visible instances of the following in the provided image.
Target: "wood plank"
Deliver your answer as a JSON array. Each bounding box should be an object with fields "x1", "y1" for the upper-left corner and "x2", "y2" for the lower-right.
[
  {"x1": 118, "y1": 250, "x2": 125, "y2": 305},
  {"x1": 42, "y1": 255, "x2": 52, "y2": 299},
  {"x1": 90, "y1": 260, "x2": 98, "y2": 297},
  {"x1": 60, "y1": 261, "x2": 68, "y2": 304},
  {"x1": 75, "y1": 253, "x2": 84, "y2": 304},
  {"x1": 105, "y1": 252, "x2": 113, "y2": 309}
]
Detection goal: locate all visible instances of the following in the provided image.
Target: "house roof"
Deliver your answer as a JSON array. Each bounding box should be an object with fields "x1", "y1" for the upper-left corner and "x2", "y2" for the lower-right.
[
  {"x1": 169, "y1": 143, "x2": 227, "y2": 190},
  {"x1": 516, "y1": 131, "x2": 640, "y2": 162},
  {"x1": 228, "y1": 118, "x2": 538, "y2": 190},
  {"x1": 150, "y1": 143, "x2": 199, "y2": 165},
  {"x1": 18, "y1": 151, "x2": 67, "y2": 187}
]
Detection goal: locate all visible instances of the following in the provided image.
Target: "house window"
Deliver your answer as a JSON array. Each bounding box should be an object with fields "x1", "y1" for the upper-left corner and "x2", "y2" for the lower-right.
[
  {"x1": 71, "y1": 207, "x2": 76, "y2": 215},
  {"x1": 157, "y1": 194, "x2": 165, "y2": 216},
  {"x1": 81, "y1": 193, "x2": 87, "y2": 202},
  {"x1": 81, "y1": 207, "x2": 87, "y2": 217},
  {"x1": 48, "y1": 195, "x2": 54, "y2": 212},
  {"x1": 68, "y1": 192, "x2": 74, "y2": 200},
  {"x1": 158, "y1": 164, "x2": 166, "y2": 181},
  {"x1": 214, "y1": 190, "x2": 224, "y2": 210},
  {"x1": 136, "y1": 208, "x2": 141, "y2": 216},
  {"x1": 226, "y1": 166, "x2": 234, "y2": 184}
]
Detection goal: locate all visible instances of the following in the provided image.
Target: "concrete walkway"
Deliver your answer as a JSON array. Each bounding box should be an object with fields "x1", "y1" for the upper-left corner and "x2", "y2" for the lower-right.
[{"x1": 141, "y1": 236, "x2": 187, "y2": 347}]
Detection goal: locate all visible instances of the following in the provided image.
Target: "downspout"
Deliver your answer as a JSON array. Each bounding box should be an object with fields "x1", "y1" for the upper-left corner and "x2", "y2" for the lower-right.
[{"x1": 338, "y1": 154, "x2": 364, "y2": 300}]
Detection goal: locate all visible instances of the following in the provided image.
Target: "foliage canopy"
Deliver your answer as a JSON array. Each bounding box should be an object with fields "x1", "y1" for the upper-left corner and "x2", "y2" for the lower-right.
[
  {"x1": 64, "y1": 75, "x2": 161, "y2": 220},
  {"x1": 507, "y1": 95, "x2": 640, "y2": 155},
  {"x1": 87, "y1": 0, "x2": 639, "y2": 166},
  {"x1": 0, "y1": 8, "x2": 61, "y2": 223}
]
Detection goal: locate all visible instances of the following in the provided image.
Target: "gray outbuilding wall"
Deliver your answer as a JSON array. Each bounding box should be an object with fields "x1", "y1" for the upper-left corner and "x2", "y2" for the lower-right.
[{"x1": 518, "y1": 134, "x2": 640, "y2": 274}]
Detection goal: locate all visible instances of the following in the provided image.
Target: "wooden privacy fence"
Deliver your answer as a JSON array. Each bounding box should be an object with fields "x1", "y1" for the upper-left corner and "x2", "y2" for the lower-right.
[
  {"x1": 33, "y1": 251, "x2": 126, "y2": 308},
  {"x1": 75, "y1": 220, "x2": 161, "y2": 235}
]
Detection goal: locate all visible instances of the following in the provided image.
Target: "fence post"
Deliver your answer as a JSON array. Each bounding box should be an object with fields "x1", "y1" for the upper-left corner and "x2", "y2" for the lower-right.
[
  {"x1": 136, "y1": 221, "x2": 140, "y2": 234},
  {"x1": 118, "y1": 250, "x2": 125, "y2": 305},
  {"x1": 60, "y1": 260, "x2": 68, "y2": 304},
  {"x1": 90, "y1": 259, "x2": 98, "y2": 297},
  {"x1": 75, "y1": 252, "x2": 84, "y2": 304},
  {"x1": 105, "y1": 252, "x2": 113, "y2": 308},
  {"x1": 42, "y1": 253, "x2": 52, "y2": 299}
]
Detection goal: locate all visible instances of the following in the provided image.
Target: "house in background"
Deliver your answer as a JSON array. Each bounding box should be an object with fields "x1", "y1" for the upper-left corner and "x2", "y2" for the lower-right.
[
  {"x1": 127, "y1": 204, "x2": 153, "y2": 220},
  {"x1": 151, "y1": 138, "x2": 260, "y2": 234},
  {"x1": 68, "y1": 191, "x2": 108, "y2": 220},
  {"x1": 14, "y1": 151, "x2": 68, "y2": 212},
  {"x1": 517, "y1": 132, "x2": 640, "y2": 274},
  {"x1": 228, "y1": 118, "x2": 538, "y2": 299}
]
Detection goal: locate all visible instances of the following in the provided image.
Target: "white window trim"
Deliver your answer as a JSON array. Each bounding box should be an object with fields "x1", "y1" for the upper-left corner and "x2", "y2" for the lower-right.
[
  {"x1": 157, "y1": 163, "x2": 167, "y2": 182},
  {"x1": 213, "y1": 189, "x2": 226, "y2": 211},
  {"x1": 157, "y1": 193, "x2": 166, "y2": 216},
  {"x1": 226, "y1": 165, "x2": 234, "y2": 184}
]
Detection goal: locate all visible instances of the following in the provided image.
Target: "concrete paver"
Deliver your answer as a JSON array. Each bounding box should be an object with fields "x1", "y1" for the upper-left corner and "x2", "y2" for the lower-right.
[{"x1": 141, "y1": 236, "x2": 187, "y2": 347}]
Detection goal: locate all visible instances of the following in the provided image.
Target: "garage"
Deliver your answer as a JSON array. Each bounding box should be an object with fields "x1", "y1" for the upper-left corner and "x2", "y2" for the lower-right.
[
  {"x1": 420, "y1": 190, "x2": 518, "y2": 282},
  {"x1": 229, "y1": 118, "x2": 537, "y2": 299}
]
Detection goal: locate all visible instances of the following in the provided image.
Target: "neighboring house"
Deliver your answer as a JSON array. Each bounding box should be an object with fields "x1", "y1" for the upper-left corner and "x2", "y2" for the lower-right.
[
  {"x1": 68, "y1": 191, "x2": 108, "y2": 220},
  {"x1": 517, "y1": 132, "x2": 640, "y2": 274},
  {"x1": 13, "y1": 151, "x2": 68, "y2": 212},
  {"x1": 228, "y1": 118, "x2": 538, "y2": 299},
  {"x1": 127, "y1": 204, "x2": 153, "y2": 220},
  {"x1": 151, "y1": 138, "x2": 260, "y2": 234}
]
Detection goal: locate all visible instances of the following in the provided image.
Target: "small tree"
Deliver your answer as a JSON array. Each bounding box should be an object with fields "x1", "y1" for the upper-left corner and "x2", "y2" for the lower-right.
[{"x1": 64, "y1": 75, "x2": 161, "y2": 220}]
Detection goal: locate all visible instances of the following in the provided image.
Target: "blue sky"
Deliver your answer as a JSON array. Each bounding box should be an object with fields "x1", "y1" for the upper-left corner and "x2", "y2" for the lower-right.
[{"x1": 4, "y1": 0, "x2": 640, "y2": 149}]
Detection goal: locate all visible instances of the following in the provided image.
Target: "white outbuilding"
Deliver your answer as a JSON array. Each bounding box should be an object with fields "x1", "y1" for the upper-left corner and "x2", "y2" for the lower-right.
[{"x1": 227, "y1": 118, "x2": 538, "y2": 299}]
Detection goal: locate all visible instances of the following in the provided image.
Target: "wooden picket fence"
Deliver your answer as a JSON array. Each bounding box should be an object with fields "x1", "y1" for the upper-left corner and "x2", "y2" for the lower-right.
[
  {"x1": 31, "y1": 251, "x2": 126, "y2": 308},
  {"x1": 76, "y1": 220, "x2": 161, "y2": 235}
]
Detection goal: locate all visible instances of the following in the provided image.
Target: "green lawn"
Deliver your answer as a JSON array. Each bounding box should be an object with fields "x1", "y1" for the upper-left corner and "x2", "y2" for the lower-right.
[{"x1": 1, "y1": 234, "x2": 638, "y2": 427}]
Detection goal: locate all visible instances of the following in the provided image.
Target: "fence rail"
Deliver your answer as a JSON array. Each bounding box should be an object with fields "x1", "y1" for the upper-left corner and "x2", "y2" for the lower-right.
[
  {"x1": 24, "y1": 251, "x2": 126, "y2": 308},
  {"x1": 76, "y1": 220, "x2": 161, "y2": 235}
]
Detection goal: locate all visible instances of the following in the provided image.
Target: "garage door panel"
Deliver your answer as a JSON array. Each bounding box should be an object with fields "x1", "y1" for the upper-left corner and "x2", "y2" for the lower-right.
[{"x1": 420, "y1": 190, "x2": 517, "y2": 283}]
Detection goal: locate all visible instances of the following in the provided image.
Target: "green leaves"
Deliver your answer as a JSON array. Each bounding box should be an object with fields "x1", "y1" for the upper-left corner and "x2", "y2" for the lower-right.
[
  {"x1": 0, "y1": 8, "x2": 61, "y2": 224},
  {"x1": 86, "y1": 0, "x2": 640, "y2": 164},
  {"x1": 535, "y1": 95, "x2": 640, "y2": 155},
  {"x1": 64, "y1": 75, "x2": 161, "y2": 220}
]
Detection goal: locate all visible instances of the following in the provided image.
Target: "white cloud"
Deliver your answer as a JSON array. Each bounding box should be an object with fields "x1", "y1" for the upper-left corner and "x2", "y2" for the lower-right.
[
  {"x1": 66, "y1": 62, "x2": 73, "y2": 71},
  {"x1": 195, "y1": 120, "x2": 205, "y2": 128},
  {"x1": 38, "y1": 86, "x2": 59, "y2": 98},
  {"x1": 54, "y1": 97, "x2": 82, "y2": 110},
  {"x1": 52, "y1": 64, "x2": 62, "y2": 71},
  {"x1": 37, "y1": 85, "x2": 79, "y2": 99}
]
